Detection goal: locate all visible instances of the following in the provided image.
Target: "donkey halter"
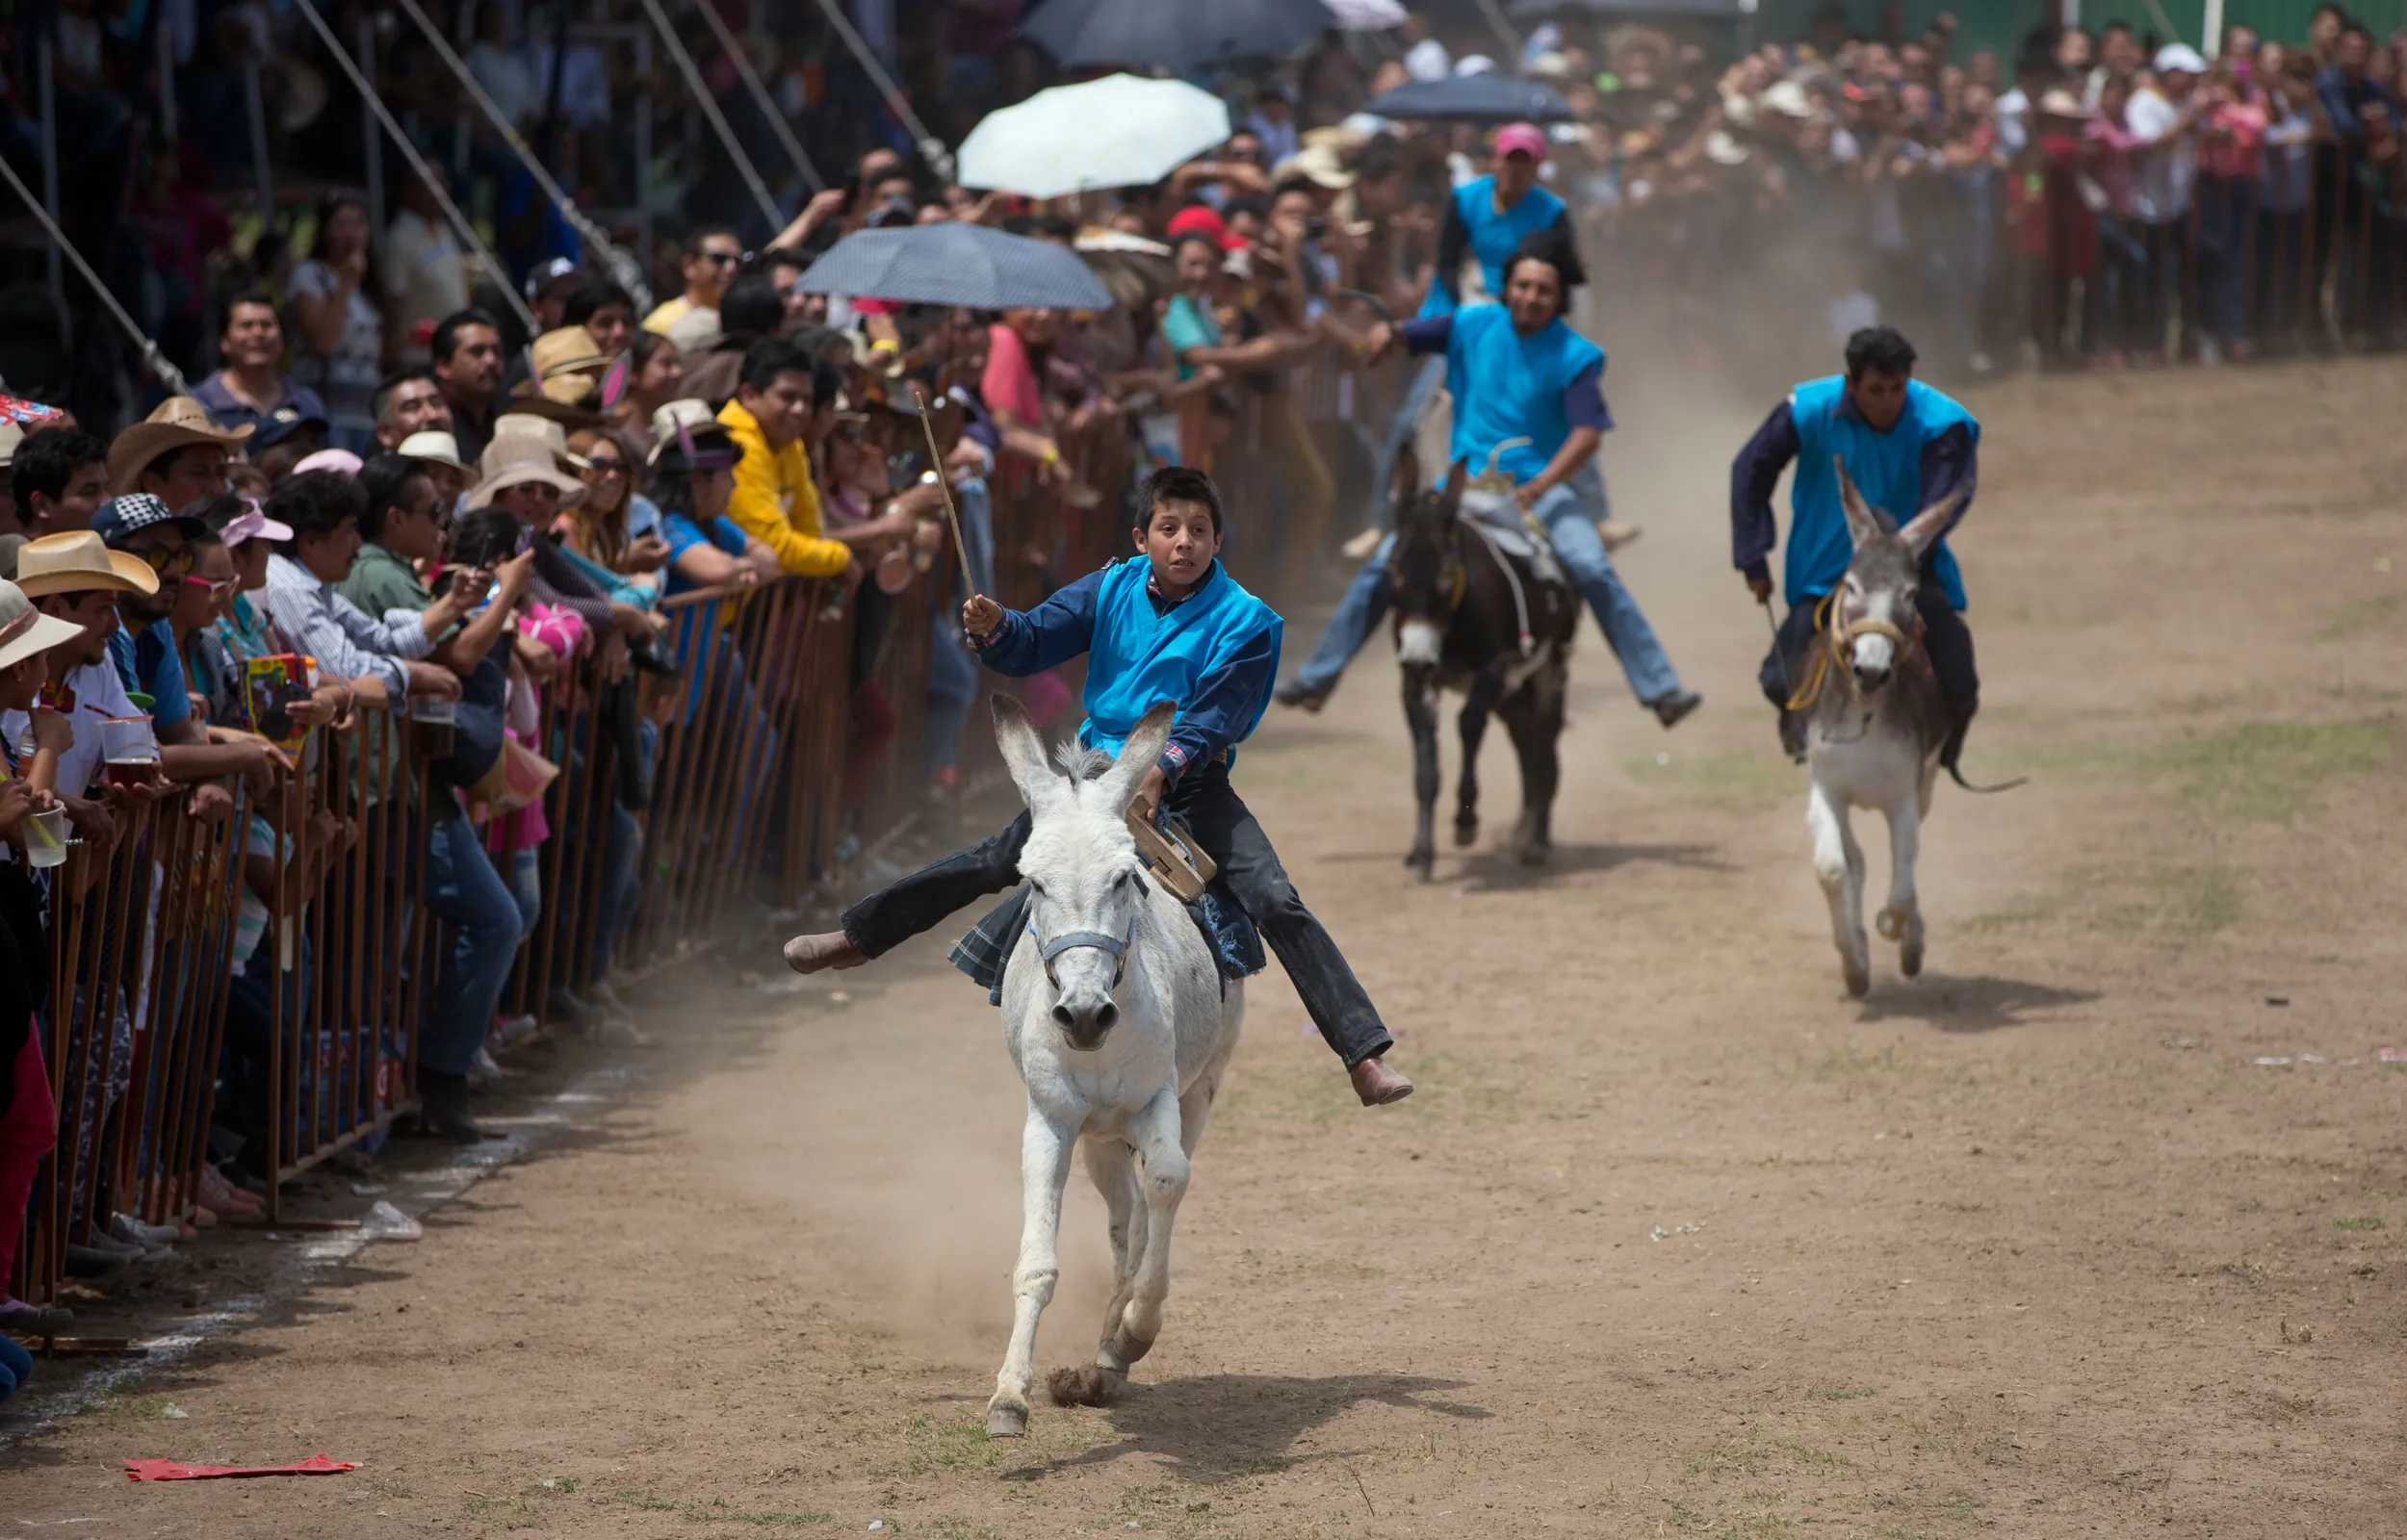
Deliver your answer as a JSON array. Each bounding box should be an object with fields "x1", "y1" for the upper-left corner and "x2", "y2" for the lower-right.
[
  {"x1": 1029, "y1": 916, "x2": 1135, "y2": 990},
  {"x1": 1783, "y1": 589, "x2": 1921, "y2": 714}
]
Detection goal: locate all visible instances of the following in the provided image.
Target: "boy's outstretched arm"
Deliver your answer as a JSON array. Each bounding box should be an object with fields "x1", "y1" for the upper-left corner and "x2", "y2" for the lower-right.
[{"x1": 966, "y1": 568, "x2": 1105, "y2": 677}]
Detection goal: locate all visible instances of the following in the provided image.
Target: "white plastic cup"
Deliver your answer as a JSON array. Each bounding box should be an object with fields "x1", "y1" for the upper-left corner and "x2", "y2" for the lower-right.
[{"x1": 24, "y1": 805, "x2": 65, "y2": 869}]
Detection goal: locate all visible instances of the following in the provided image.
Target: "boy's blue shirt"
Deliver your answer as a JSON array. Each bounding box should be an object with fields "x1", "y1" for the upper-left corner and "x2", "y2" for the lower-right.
[{"x1": 972, "y1": 556, "x2": 1282, "y2": 783}]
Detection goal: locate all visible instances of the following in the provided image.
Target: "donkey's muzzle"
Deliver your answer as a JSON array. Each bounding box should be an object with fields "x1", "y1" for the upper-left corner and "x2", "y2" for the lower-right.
[
  {"x1": 1051, "y1": 999, "x2": 1119, "y2": 1049},
  {"x1": 1851, "y1": 659, "x2": 1894, "y2": 690}
]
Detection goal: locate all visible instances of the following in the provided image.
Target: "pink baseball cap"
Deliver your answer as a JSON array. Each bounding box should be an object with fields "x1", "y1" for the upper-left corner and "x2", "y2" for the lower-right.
[
  {"x1": 292, "y1": 448, "x2": 364, "y2": 477},
  {"x1": 219, "y1": 496, "x2": 293, "y2": 548},
  {"x1": 1494, "y1": 121, "x2": 1548, "y2": 161}
]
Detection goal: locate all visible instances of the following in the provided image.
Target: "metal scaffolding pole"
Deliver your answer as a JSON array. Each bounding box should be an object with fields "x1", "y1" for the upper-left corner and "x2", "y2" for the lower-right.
[
  {"x1": 288, "y1": 0, "x2": 538, "y2": 332},
  {"x1": 359, "y1": 19, "x2": 385, "y2": 241},
  {"x1": 687, "y1": 0, "x2": 823, "y2": 192},
  {"x1": 807, "y1": 0, "x2": 950, "y2": 181},
  {"x1": 636, "y1": 0, "x2": 784, "y2": 232},
  {"x1": 242, "y1": 57, "x2": 274, "y2": 221},
  {"x1": 37, "y1": 40, "x2": 63, "y2": 316},
  {"x1": 0, "y1": 142, "x2": 188, "y2": 392},
  {"x1": 390, "y1": 0, "x2": 653, "y2": 308}
]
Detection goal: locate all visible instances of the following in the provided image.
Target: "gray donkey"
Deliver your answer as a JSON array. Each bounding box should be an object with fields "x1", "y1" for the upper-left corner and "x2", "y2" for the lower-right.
[{"x1": 1796, "y1": 460, "x2": 1968, "y2": 996}]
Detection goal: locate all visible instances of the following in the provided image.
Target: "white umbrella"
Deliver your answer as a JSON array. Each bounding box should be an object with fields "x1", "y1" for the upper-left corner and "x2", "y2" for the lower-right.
[
  {"x1": 1323, "y1": 0, "x2": 1408, "y2": 26},
  {"x1": 956, "y1": 74, "x2": 1231, "y2": 198}
]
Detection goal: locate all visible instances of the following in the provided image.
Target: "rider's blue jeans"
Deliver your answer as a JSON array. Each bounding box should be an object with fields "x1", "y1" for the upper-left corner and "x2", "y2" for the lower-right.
[{"x1": 1289, "y1": 461, "x2": 1683, "y2": 705}]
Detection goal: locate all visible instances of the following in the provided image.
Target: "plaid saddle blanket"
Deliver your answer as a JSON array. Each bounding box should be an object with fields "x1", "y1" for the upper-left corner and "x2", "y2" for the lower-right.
[{"x1": 948, "y1": 882, "x2": 1265, "y2": 1006}]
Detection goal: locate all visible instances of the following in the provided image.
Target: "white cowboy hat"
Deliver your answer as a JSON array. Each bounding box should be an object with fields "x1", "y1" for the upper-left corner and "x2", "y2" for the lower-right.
[
  {"x1": 396, "y1": 430, "x2": 471, "y2": 473},
  {"x1": 0, "y1": 577, "x2": 87, "y2": 673},
  {"x1": 490, "y1": 412, "x2": 591, "y2": 472},
  {"x1": 463, "y1": 436, "x2": 586, "y2": 510}
]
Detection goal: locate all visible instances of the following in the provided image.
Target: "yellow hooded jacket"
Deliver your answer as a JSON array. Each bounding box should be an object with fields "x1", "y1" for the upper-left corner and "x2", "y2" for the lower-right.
[{"x1": 717, "y1": 398, "x2": 848, "y2": 577}]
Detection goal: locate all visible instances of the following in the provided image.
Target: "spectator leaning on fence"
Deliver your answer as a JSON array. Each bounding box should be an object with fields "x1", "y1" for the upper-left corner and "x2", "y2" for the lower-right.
[
  {"x1": 718, "y1": 338, "x2": 850, "y2": 578},
  {"x1": 0, "y1": 573, "x2": 91, "y2": 1350},
  {"x1": 92, "y1": 495, "x2": 286, "y2": 816},
  {"x1": 11, "y1": 429, "x2": 112, "y2": 538},
  {"x1": 8, "y1": 530, "x2": 162, "y2": 844},
  {"x1": 340, "y1": 458, "x2": 535, "y2": 1138}
]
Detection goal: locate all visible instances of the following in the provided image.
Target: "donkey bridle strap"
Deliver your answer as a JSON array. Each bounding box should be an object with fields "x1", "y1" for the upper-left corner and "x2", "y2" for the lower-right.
[{"x1": 1030, "y1": 921, "x2": 1134, "y2": 988}]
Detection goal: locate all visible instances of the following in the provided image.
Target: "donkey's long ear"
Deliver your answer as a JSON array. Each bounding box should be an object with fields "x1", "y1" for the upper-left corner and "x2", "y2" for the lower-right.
[
  {"x1": 1390, "y1": 440, "x2": 1423, "y2": 523},
  {"x1": 1101, "y1": 701, "x2": 1178, "y2": 811},
  {"x1": 1438, "y1": 457, "x2": 1468, "y2": 516},
  {"x1": 992, "y1": 693, "x2": 1067, "y2": 817},
  {"x1": 1898, "y1": 487, "x2": 1967, "y2": 562},
  {"x1": 1833, "y1": 456, "x2": 1892, "y2": 547}
]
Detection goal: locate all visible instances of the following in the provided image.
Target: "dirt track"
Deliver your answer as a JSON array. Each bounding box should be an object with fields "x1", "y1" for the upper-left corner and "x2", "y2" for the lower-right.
[{"x1": 6, "y1": 358, "x2": 2407, "y2": 1537}]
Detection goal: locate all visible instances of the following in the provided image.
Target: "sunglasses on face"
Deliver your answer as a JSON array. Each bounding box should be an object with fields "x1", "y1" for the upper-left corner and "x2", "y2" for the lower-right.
[
  {"x1": 584, "y1": 458, "x2": 630, "y2": 476},
  {"x1": 182, "y1": 575, "x2": 236, "y2": 601},
  {"x1": 700, "y1": 251, "x2": 743, "y2": 268},
  {"x1": 139, "y1": 545, "x2": 199, "y2": 578}
]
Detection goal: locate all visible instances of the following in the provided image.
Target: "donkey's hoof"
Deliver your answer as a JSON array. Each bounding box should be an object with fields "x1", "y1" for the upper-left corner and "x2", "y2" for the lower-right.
[
  {"x1": 1047, "y1": 1364, "x2": 1126, "y2": 1407},
  {"x1": 1453, "y1": 816, "x2": 1479, "y2": 848},
  {"x1": 1901, "y1": 939, "x2": 1924, "y2": 978},
  {"x1": 1843, "y1": 962, "x2": 1871, "y2": 998},
  {"x1": 1516, "y1": 841, "x2": 1549, "y2": 867},
  {"x1": 1406, "y1": 849, "x2": 1435, "y2": 881},
  {"x1": 985, "y1": 1402, "x2": 1029, "y2": 1438},
  {"x1": 1876, "y1": 907, "x2": 1912, "y2": 942}
]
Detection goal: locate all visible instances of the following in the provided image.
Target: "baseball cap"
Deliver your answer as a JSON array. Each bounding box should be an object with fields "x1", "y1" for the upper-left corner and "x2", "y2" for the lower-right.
[
  {"x1": 2154, "y1": 43, "x2": 2207, "y2": 74},
  {"x1": 1166, "y1": 204, "x2": 1245, "y2": 251},
  {"x1": 1494, "y1": 121, "x2": 1548, "y2": 160},
  {"x1": 218, "y1": 498, "x2": 295, "y2": 547},
  {"x1": 91, "y1": 493, "x2": 209, "y2": 549},
  {"x1": 249, "y1": 402, "x2": 330, "y2": 451}
]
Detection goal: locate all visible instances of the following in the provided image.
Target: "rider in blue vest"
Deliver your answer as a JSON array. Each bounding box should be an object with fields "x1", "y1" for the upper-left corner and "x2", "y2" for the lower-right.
[
  {"x1": 1278, "y1": 229, "x2": 1698, "y2": 727},
  {"x1": 1731, "y1": 325, "x2": 1981, "y2": 767},
  {"x1": 780, "y1": 466, "x2": 1413, "y2": 1108}
]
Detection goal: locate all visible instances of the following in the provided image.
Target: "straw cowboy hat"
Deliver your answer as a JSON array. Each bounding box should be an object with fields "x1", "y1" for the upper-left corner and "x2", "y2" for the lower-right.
[
  {"x1": 12, "y1": 529, "x2": 159, "y2": 598},
  {"x1": 490, "y1": 413, "x2": 590, "y2": 472},
  {"x1": 463, "y1": 435, "x2": 586, "y2": 511},
  {"x1": 396, "y1": 430, "x2": 471, "y2": 474},
  {"x1": 646, "y1": 398, "x2": 721, "y2": 465},
  {"x1": 0, "y1": 578, "x2": 87, "y2": 674},
  {"x1": 495, "y1": 324, "x2": 611, "y2": 430},
  {"x1": 106, "y1": 396, "x2": 252, "y2": 496}
]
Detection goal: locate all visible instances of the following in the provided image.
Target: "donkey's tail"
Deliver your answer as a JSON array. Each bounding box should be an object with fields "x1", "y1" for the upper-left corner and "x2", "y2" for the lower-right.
[{"x1": 1946, "y1": 762, "x2": 2030, "y2": 795}]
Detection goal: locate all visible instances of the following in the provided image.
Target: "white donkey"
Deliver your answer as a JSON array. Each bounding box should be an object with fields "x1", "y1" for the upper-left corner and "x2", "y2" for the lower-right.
[
  {"x1": 983, "y1": 695, "x2": 1243, "y2": 1437},
  {"x1": 1798, "y1": 462, "x2": 1968, "y2": 996}
]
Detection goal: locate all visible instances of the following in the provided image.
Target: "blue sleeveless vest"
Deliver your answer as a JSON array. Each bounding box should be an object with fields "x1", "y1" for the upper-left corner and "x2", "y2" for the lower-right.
[
  {"x1": 1080, "y1": 558, "x2": 1282, "y2": 759},
  {"x1": 1417, "y1": 176, "x2": 1568, "y2": 318},
  {"x1": 1443, "y1": 302, "x2": 1605, "y2": 485},
  {"x1": 1785, "y1": 375, "x2": 1979, "y2": 610}
]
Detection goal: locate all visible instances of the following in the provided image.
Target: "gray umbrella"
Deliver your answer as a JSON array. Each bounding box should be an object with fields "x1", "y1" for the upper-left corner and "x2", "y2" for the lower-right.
[
  {"x1": 1363, "y1": 75, "x2": 1576, "y2": 125},
  {"x1": 794, "y1": 223, "x2": 1114, "y2": 311}
]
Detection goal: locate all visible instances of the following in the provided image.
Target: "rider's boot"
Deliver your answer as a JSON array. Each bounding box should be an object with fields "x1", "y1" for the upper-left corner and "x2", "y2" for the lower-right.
[{"x1": 1348, "y1": 1055, "x2": 1414, "y2": 1106}]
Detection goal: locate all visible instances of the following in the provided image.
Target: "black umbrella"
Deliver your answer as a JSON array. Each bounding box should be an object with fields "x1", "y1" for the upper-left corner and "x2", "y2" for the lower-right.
[
  {"x1": 1020, "y1": 0, "x2": 1335, "y2": 72},
  {"x1": 1363, "y1": 75, "x2": 1576, "y2": 125},
  {"x1": 794, "y1": 223, "x2": 1114, "y2": 311}
]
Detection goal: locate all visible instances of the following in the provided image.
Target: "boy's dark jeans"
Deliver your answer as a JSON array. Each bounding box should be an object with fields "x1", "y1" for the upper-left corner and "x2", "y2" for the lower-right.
[{"x1": 842, "y1": 760, "x2": 1394, "y2": 1067}]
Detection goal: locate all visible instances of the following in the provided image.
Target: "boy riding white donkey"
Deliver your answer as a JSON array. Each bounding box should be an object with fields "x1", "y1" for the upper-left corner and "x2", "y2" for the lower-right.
[{"x1": 782, "y1": 466, "x2": 1410, "y2": 1432}]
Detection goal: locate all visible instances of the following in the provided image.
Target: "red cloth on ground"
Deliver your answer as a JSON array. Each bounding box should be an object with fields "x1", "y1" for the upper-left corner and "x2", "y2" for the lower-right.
[{"x1": 124, "y1": 1452, "x2": 357, "y2": 1481}]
